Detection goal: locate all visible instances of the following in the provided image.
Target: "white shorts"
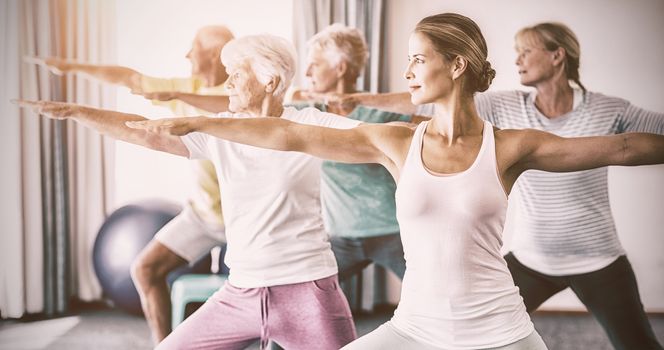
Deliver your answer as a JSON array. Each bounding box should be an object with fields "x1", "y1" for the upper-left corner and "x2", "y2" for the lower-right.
[{"x1": 154, "y1": 205, "x2": 226, "y2": 263}]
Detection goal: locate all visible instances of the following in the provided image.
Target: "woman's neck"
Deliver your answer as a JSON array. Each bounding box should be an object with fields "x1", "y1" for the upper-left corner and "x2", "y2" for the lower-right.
[
  {"x1": 534, "y1": 77, "x2": 574, "y2": 119},
  {"x1": 334, "y1": 77, "x2": 358, "y2": 94},
  {"x1": 247, "y1": 94, "x2": 284, "y2": 118},
  {"x1": 430, "y1": 93, "x2": 483, "y2": 145}
]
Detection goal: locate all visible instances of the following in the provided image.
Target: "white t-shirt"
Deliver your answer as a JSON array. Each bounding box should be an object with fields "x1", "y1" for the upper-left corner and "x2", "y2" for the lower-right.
[{"x1": 180, "y1": 106, "x2": 360, "y2": 288}]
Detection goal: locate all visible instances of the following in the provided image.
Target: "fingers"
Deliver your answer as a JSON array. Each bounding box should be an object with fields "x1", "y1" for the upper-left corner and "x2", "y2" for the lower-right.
[
  {"x1": 11, "y1": 100, "x2": 73, "y2": 119},
  {"x1": 11, "y1": 99, "x2": 41, "y2": 108},
  {"x1": 131, "y1": 90, "x2": 149, "y2": 97},
  {"x1": 23, "y1": 56, "x2": 45, "y2": 65},
  {"x1": 125, "y1": 120, "x2": 172, "y2": 131},
  {"x1": 130, "y1": 91, "x2": 167, "y2": 100},
  {"x1": 126, "y1": 119, "x2": 186, "y2": 136},
  {"x1": 125, "y1": 121, "x2": 149, "y2": 129},
  {"x1": 299, "y1": 91, "x2": 314, "y2": 100},
  {"x1": 24, "y1": 56, "x2": 67, "y2": 75},
  {"x1": 125, "y1": 120, "x2": 161, "y2": 134},
  {"x1": 130, "y1": 90, "x2": 166, "y2": 102},
  {"x1": 300, "y1": 91, "x2": 326, "y2": 101},
  {"x1": 301, "y1": 91, "x2": 346, "y2": 103}
]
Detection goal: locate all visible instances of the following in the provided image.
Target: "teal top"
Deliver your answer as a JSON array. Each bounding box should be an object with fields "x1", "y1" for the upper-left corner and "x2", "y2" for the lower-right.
[{"x1": 288, "y1": 102, "x2": 410, "y2": 237}]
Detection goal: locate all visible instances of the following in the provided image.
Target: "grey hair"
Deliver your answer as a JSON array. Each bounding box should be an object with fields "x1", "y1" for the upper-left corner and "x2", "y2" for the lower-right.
[
  {"x1": 221, "y1": 34, "x2": 297, "y2": 98},
  {"x1": 307, "y1": 23, "x2": 368, "y2": 79}
]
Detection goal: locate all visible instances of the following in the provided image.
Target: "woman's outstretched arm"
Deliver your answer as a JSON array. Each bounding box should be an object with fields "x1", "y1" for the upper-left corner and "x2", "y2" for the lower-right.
[
  {"x1": 513, "y1": 129, "x2": 664, "y2": 173},
  {"x1": 14, "y1": 100, "x2": 189, "y2": 157},
  {"x1": 126, "y1": 115, "x2": 414, "y2": 175},
  {"x1": 135, "y1": 91, "x2": 231, "y2": 114}
]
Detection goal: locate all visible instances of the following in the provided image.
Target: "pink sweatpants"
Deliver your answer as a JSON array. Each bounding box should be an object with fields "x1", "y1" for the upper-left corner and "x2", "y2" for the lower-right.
[{"x1": 156, "y1": 274, "x2": 357, "y2": 350}]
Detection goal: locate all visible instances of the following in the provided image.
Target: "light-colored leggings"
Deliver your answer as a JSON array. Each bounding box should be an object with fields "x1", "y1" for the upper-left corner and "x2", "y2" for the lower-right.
[
  {"x1": 342, "y1": 322, "x2": 548, "y2": 350},
  {"x1": 156, "y1": 274, "x2": 356, "y2": 350}
]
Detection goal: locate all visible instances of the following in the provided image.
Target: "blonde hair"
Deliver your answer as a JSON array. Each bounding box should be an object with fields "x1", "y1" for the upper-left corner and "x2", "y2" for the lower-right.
[
  {"x1": 307, "y1": 23, "x2": 369, "y2": 80},
  {"x1": 516, "y1": 22, "x2": 585, "y2": 92},
  {"x1": 221, "y1": 34, "x2": 297, "y2": 99},
  {"x1": 414, "y1": 13, "x2": 496, "y2": 94}
]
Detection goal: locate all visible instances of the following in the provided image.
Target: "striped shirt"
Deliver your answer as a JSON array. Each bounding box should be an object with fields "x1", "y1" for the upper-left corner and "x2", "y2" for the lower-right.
[{"x1": 418, "y1": 90, "x2": 664, "y2": 275}]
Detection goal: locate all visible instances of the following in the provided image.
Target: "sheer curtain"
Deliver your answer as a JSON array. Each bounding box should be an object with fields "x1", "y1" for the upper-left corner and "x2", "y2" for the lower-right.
[
  {"x1": 0, "y1": 0, "x2": 116, "y2": 318},
  {"x1": 292, "y1": 0, "x2": 394, "y2": 311}
]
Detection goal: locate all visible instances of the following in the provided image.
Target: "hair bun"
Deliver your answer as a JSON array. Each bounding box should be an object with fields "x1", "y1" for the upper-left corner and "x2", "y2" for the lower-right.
[{"x1": 477, "y1": 61, "x2": 496, "y2": 92}]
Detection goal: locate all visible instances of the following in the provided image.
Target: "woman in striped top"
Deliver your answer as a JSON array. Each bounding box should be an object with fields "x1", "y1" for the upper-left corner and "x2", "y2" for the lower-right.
[{"x1": 471, "y1": 22, "x2": 664, "y2": 350}]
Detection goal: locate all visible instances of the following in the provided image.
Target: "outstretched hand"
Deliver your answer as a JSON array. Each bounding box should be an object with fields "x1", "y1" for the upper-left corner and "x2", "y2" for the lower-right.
[
  {"x1": 132, "y1": 90, "x2": 179, "y2": 102},
  {"x1": 23, "y1": 56, "x2": 71, "y2": 75},
  {"x1": 125, "y1": 117, "x2": 201, "y2": 136},
  {"x1": 12, "y1": 99, "x2": 74, "y2": 119},
  {"x1": 300, "y1": 91, "x2": 360, "y2": 116}
]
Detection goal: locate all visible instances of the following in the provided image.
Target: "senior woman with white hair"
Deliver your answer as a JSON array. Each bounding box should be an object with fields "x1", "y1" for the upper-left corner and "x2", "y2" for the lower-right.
[
  {"x1": 15, "y1": 34, "x2": 359, "y2": 350},
  {"x1": 297, "y1": 23, "x2": 411, "y2": 285}
]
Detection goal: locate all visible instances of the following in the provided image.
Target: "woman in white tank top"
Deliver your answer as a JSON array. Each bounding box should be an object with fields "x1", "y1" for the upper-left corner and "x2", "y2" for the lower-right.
[{"x1": 124, "y1": 13, "x2": 664, "y2": 350}]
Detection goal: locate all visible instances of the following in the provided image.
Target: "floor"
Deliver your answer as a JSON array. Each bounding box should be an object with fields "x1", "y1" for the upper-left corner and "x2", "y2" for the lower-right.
[{"x1": 1, "y1": 304, "x2": 662, "y2": 349}]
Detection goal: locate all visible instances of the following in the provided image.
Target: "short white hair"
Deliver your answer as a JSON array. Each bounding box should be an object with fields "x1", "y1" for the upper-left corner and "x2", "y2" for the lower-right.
[
  {"x1": 221, "y1": 34, "x2": 297, "y2": 99},
  {"x1": 307, "y1": 23, "x2": 368, "y2": 79}
]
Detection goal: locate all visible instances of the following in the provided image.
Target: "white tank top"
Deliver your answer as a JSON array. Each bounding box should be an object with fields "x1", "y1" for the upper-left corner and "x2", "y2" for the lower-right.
[{"x1": 392, "y1": 120, "x2": 534, "y2": 349}]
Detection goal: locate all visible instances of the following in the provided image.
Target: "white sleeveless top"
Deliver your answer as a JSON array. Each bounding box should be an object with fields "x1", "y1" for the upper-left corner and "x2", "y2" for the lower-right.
[{"x1": 391, "y1": 120, "x2": 533, "y2": 349}]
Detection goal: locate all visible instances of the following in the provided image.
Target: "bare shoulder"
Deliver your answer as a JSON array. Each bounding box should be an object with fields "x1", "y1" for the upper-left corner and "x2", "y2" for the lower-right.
[
  {"x1": 494, "y1": 127, "x2": 549, "y2": 147},
  {"x1": 493, "y1": 128, "x2": 541, "y2": 160},
  {"x1": 358, "y1": 123, "x2": 416, "y2": 170},
  {"x1": 360, "y1": 122, "x2": 416, "y2": 142},
  {"x1": 494, "y1": 128, "x2": 561, "y2": 168}
]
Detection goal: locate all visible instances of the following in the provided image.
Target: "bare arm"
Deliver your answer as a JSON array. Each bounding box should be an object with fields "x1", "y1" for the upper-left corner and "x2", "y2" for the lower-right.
[
  {"x1": 517, "y1": 129, "x2": 664, "y2": 172},
  {"x1": 126, "y1": 116, "x2": 415, "y2": 176},
  {"x1": 351, "y1": 92, "x2": 416, "y2": 115},
  {"x1": 25, "y1": 56, "x2": 142, "y2": 91},
  {"x1": 137, "y1": 91, "x2": 230, "y2": 114},
  {"x1": 302, "y1": 91, "x2": 417, "y2": 116},
  {"x1": 13, "y1": 100, "x2": 188, "y2": 157}
]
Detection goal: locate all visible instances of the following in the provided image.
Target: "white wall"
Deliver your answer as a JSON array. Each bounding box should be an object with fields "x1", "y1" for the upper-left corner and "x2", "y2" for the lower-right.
[
  {"x1": 386, "y1": 0, "x2": 664, "y2": 311},
  {"x1": 113, "y1": 0, "x2": 294, "y2": 206}
]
